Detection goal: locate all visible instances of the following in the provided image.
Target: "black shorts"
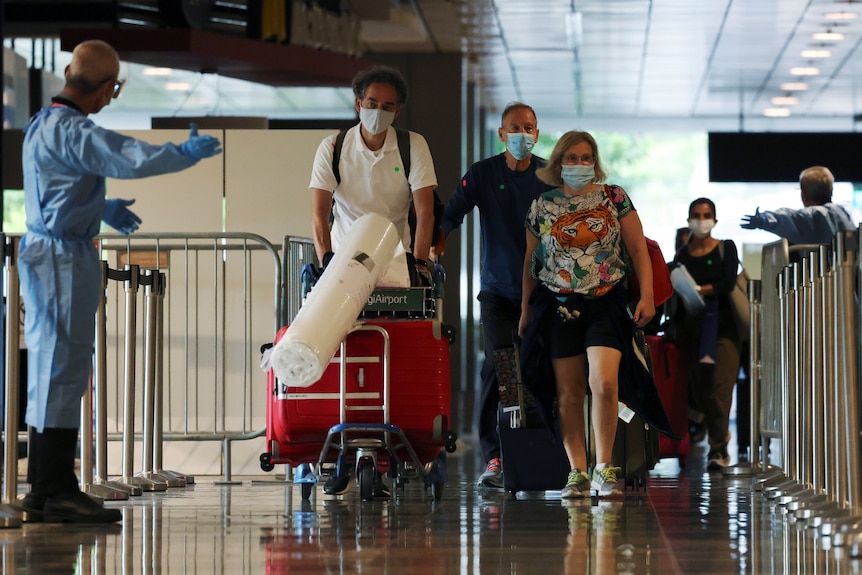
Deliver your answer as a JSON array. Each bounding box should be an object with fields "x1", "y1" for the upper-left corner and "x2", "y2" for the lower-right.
[{"x1": 546, "y1": 306, "x2": 624, "y2": 359}]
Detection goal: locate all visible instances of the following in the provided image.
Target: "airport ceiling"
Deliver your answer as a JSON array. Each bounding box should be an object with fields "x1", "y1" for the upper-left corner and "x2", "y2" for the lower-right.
[{"x1": 5, "y1": 0, "x2": 862, "y2": 132}]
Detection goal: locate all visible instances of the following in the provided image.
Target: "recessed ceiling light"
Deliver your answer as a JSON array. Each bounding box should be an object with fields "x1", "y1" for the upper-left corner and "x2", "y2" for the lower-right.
[
  {"x1": 771, "y1": 96, "x2": 799, "y2": 106},
  {"x1": 825, "y1": 12, "x2": 858, "y2": 20},
  {"x1": 790, "y1": 67, "x2": 820, "y2": 75},
  {"x1": 801, "y1": 49, "x2": 831, "y2": 58},
  {"x1": 812, "y1": 31, "x2": 845, "y2": 40},
  {"x1": 143, "y1": 67, "x2": 173, "y2": 76},
  {"x1": 165, "y1": 82, "x2": 192, "y2": 91},
  {"x1": 763, "y1": 108, "x2": 791, "y2": 117},
  {"x1": 781, "y1": 82, "x2": 809, "y2": 91}
]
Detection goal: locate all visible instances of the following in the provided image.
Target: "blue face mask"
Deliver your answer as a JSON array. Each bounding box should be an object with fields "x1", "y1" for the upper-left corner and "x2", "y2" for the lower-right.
[
  {"x1": 505, "y1": 133, "x2": 536, "y2": 160},
  {"x1": 561, "y1": 164, "x2": 595, "y2": 190}
]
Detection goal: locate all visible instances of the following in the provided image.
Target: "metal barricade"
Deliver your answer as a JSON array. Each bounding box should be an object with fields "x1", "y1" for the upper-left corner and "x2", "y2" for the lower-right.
[
  {"x1": 753, "y1": 230, "x2": 862, "y2": 550},
  {"x1": 96, "y1": 233, "x2": 282, "y2": 483},
  {"x1": 281, "y1": 236, "x2": 316, "y2": 326}
]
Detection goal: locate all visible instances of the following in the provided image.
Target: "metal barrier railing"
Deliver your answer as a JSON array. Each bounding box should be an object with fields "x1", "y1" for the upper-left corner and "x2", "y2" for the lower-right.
[
  {"x1": 1, "y1": 232, "x2": 283, "y2": 509},
  {"x1": 281, "y1": 236, "x2": 316, "y2": 326},
  {"x1": 746, "y1": 229, "x2": 862, "y2": 553},
  {"x1": 95, "y1": 233, "x2": 282, "y2": 483}
]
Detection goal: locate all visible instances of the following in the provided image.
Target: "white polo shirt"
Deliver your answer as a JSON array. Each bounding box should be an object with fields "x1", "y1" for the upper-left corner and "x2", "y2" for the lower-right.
[{"x1": 309, "y1": 124, "x2": 438, "y2": 252}]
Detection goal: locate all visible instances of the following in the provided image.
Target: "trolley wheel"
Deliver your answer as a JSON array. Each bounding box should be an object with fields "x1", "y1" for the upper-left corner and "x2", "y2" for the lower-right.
[
  {"x1": 443, "y1": 430, "x2": 458, "y2": 443},
  {"x1": 431, "y1": 482, "x2": 444, "y2": 501},
  {"x1": 300, "y1": 483, "x2": 313, "y2": 500},
  {"x1": 358, "y1": 460, "x2": 375, "y2": 502},
  {"x1": 259, "y1": 452, "x2": 275, "y2": 472},
  {"x1": 445, "y1": 442, "x2": 457, "y2": 453}
]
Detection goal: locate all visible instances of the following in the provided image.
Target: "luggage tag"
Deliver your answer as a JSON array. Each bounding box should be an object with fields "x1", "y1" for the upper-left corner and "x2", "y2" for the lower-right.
[{"x1": 618, "y1": 402, "x2": 635, "y2": 424}]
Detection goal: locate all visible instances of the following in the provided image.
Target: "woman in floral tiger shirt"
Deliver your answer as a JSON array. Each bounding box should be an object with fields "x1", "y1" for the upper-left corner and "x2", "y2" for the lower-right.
[{"x1": 518, "y1": 130, "x2": 655, "y2": 498}]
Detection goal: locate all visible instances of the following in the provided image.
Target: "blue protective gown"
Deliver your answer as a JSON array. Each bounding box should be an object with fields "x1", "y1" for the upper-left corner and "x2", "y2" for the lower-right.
[
  {"x1": 757, "y1": 203, "x2": 855, "y2": 245},
  {"x1": 20, "y1": 99, "x2": 197, "y2": 432}
]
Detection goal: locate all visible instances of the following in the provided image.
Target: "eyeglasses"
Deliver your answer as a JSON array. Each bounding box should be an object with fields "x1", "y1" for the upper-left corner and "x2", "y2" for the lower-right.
[
  {"x1": 111, "y1": 79, "x2": 126, "y2": 100},
  {"x1": 361, "y1": 99, "x2": 397, "y2": 113},
  {"x1": 562, "y1": 154, "x2": 595, "y2": 165}
]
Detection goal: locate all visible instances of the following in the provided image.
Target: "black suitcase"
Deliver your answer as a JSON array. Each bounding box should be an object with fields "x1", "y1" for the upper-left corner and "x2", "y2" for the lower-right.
[
  {"x1": 494, "y1": 344, "x2": 570, "y2": 494},
  {"x1": 586, "y1": 330, "x2": 661, "y2": 491}
]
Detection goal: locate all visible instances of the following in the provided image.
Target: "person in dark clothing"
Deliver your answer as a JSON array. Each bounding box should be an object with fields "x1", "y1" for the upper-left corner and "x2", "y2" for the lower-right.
[
  {"x1": 673, "y1": 198, "x2": 742, "y2": 470},
  {"x1": 441, "y1": 102, "x2": 554, "y2": 489}
]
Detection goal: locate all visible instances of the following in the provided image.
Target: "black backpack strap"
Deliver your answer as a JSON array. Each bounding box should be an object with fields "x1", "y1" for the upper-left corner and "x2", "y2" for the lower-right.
[
  {"x1": 395, "y1": 127, "x2": 411, "y2": 180},
  {"x1": 333, "y1": 128, "x2": 410, "y2": 185},
  {"x1": 331, "y1": 129, "x2": 348, "y2": 185}
]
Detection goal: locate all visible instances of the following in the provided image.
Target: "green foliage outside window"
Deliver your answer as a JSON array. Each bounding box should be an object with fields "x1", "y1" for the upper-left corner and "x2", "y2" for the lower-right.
[{"x1": 3, "y1": 189, "x2": 26, "y2": 233}]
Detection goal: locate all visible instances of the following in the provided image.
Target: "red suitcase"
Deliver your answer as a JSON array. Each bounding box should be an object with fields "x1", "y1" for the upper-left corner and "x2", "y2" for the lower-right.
[
  {"x1": 261, "y1": 318, "x2": 455, "y2": 485},
  {"x1": 646, "y1": 335, "x2": 690, "y2": 467}
]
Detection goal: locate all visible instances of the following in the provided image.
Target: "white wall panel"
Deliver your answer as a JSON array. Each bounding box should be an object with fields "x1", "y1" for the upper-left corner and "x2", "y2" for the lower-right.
[
  {"x1": 224, "y1": 129, "x2": 335, "y2": 242},
  {"x1": 109, "y1": 129, "x2": 224, "y2": 232}
]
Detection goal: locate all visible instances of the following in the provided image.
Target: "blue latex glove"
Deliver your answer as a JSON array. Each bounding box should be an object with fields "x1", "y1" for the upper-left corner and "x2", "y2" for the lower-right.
[
  {"x1": 180, "y1": 122, "x2": 222, "y2": 160},
  {"x1": 103, "y1": 198, "x2": 142, "y2": 235},
  {"x1": 740, "y1": 207, "x2": 764, "y2": 230}
]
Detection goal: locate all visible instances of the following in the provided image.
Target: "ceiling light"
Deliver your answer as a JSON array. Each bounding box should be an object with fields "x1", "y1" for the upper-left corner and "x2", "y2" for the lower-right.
[
  {"x1": 781, "y1": 82, "x2": 809, "y2": 91},
  {"x1": 825, "y1": 12, "x2": 858, "y2": 20},
  {"x1": 763, "y1": 108, "x2": 791, "y2": 117},
  {"x1": 165, "y1": 82, "x2": 192, "y2": 91},
  {"x1": 812, "y1": 31, "x2": 845, "y2": 40},
  {"x1": 790, "y1": 67, "x2": 820, "y2": 75},
  {"x1": 143, "y1": 67, "x2": 173, "y2": 76},
  {"x1": 565, "y1": 12, "x2": 582, "y2": 51},
  {"x1": 771, "y1": 96, "x2": 799, "y2": 106},
  {"x1": 801, "y1": 49, "x2": 831, "y2": 58}
]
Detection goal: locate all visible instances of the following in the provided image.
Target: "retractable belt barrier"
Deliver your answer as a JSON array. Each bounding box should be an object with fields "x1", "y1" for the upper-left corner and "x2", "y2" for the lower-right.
[
  {"x1": 82, "y1": 263, "x2": 190, "y2": 500},
  {"x1": 746, "y1": 229, "x2": 862, "y2": 554}
]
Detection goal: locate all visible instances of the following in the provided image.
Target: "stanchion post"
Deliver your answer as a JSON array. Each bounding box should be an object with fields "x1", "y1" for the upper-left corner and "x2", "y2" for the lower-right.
[
  {"x1": 0, "y1": 235, "x2": 23, "y2": 527},
  {"x1": 152, "y1": 272, "x2": 189, "y2": 487}
]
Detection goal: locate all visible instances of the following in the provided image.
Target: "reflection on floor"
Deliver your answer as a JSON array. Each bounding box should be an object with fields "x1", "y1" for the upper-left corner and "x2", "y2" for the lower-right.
[{"x1": 1, "y1": 440, "x2": 859, "y2": 574}]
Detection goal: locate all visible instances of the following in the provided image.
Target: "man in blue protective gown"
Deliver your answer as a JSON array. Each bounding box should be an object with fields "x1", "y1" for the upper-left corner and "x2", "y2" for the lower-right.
[
  {"x1": 18, "y1": 39, "x2": 222, "y2": 523},
  {"x1": 740, "y1": 165, "x2": 855, "y2": 244}
]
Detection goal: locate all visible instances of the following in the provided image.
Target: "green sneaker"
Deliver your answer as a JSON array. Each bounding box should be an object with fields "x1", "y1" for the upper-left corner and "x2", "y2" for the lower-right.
[
  {"x1": 561, "y1": 469, "x2": 591, "y2": 498},
  {"x1": 591, "y1": 465, "x2": 623, "y2": 497}
]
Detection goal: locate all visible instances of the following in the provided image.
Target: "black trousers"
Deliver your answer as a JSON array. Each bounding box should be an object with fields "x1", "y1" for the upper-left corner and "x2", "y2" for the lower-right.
[
  {"x1": 478, "y1": 292, "x2": 522, "y2": 463},
  {"x1": 27, "y1": 427, "x2": 80, "y2": 498}
]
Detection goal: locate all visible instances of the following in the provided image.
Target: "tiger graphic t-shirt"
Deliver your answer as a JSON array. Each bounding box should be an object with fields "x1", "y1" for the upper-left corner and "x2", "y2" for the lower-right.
[{"x1": 525, "y1": 184, "x2": 634, "y2": 297}]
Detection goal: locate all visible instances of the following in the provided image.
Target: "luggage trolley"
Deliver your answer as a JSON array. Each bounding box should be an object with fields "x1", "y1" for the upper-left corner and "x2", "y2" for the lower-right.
[{"x1": 260, "y1": 266, "x2": 457, "y2": 501}]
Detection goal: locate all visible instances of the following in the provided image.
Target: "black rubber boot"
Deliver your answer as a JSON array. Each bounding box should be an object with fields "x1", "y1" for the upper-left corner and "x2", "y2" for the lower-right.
[{"x1": 28, "y1": 427, "x2": 121, "y2": 523}]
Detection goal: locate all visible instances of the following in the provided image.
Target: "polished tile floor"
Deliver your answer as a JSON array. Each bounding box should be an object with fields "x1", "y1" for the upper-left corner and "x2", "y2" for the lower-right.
[{"x1": 1, "y1": 439, "x2": 861, "y2": 574}]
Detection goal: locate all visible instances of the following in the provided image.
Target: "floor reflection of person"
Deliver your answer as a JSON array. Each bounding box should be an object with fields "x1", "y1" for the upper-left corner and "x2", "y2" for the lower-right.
[{"x1": 564, "y1": 500, "x2": 622, "y2": 575}]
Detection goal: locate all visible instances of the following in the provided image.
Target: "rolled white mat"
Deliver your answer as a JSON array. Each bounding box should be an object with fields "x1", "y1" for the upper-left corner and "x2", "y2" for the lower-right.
[
  {"x1": 269, "y1": 212, "x2": 400, "y2": 387},
  {"x1": 670, "y1": 264, "x2": 704, "y2": 315}
]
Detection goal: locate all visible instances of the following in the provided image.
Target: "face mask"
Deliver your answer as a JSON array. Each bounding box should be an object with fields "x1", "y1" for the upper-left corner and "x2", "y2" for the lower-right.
[
  {"x1": 688, "y1": 219, "x2": 716, "y2": 238},
  {"x1": 561, "y1": 164, "x2": 595, "y2": 191},
  {"x1": 359, "y1": 107, "x2": 395, "y2": 135},
  {"x1": 505, "y1": 133, "x2": 536, "y2": 160}
]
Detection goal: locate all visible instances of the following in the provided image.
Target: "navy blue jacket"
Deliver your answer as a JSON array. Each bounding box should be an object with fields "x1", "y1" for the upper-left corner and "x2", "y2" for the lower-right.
[{"x1": 442, "y1": 153, "x2": 554, "y2": 301}]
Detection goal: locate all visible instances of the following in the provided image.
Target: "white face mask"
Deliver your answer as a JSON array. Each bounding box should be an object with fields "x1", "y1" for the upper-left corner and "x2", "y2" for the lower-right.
[
  {"x1": 688, "y1": 219, "x2": 716, "y2": 238},
  {"x1": 359, "y1": 107, "x2": 395, "y2": 135}
]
